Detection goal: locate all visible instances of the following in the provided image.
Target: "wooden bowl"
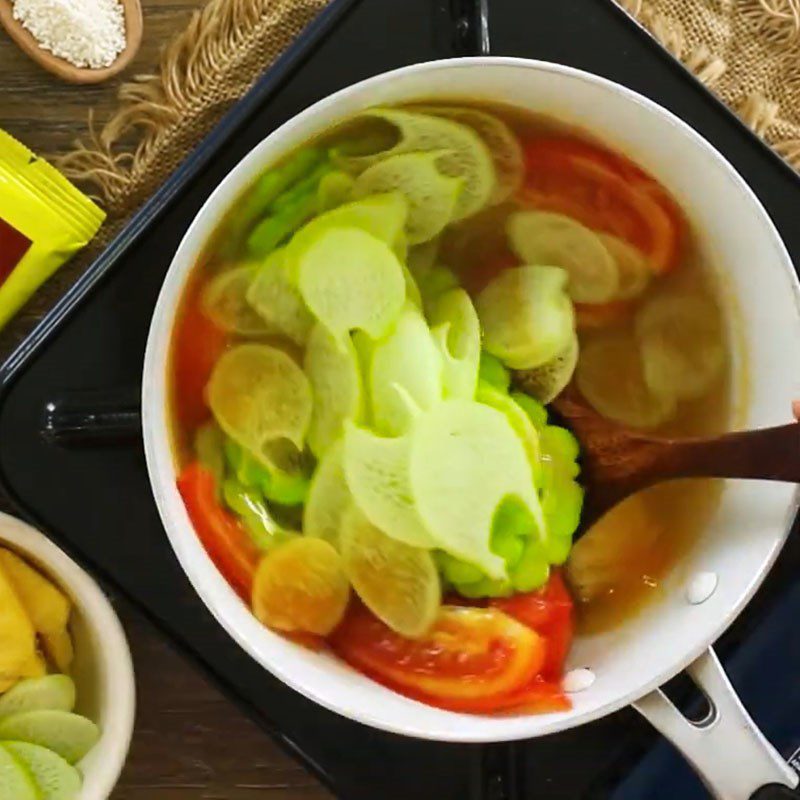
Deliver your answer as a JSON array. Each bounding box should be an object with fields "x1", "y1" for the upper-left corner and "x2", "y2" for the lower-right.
[{"x1": 0, "y1": 0, "x2": 142, "y2": 84}]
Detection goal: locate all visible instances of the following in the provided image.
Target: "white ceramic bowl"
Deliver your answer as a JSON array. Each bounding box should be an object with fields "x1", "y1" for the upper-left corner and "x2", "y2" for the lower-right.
[
  {"x1": 0, "y1": 512, "x2": 135, "y2": 799},
  {"x1": 143, "y1": 58, "x2": 800, "y2": 742}
]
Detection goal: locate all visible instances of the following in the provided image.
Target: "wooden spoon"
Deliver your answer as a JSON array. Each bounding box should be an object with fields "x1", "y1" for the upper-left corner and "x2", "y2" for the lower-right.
[
  {"x1": 0, "y1": 0, "x2": 142, "y2": 83},
  {"x1": 550, "y1": 392, "x2": 800, "y2": 535}
]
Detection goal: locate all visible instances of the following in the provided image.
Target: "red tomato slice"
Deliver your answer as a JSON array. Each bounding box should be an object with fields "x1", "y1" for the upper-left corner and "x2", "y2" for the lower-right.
[
  {"x1": 521, "y1": 138, "x2": 684, "y2": 273},
  {"x1": 171, "y1": 273, "x2": 228, "y2": 431},
  {"x1": 331, "y1": 604, "x2": 545, "y2": 710},
  {"x1": 177, "y1": 463, "x2": 260, "y2": 599},
  {"x1": 575, "y1": 300, "x2": 633, "y2": 329},
  {"x1": 430, "y1": 676, "x2": 571, "y2": 714},
  {"x1": 492, "y1": 571, "x2": 574, "y2": 679},
  {"x1": 470, "y1": 676, "x2": 571, "y2": 714}
]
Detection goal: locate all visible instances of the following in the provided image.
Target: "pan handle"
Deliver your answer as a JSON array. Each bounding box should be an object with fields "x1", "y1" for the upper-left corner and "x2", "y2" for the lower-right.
[{"x1": 633, "y1": 648, "x2": 798, "y2": 800}]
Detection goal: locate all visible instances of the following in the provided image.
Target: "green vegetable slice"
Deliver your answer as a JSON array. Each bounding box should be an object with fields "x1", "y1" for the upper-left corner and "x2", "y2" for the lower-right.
[
  {"x1": 541, "y1": 471, "x2": 583, "y2": 562},
  {"x1": 283, "y1": 192, "x2": 408, "y2": 278},
  {"x1": 208, "y1": 344, "x2": 312, "y2": 466},
  {"x1": 222, "y1": 479, "x2": 295, "y2": 549},
  {"x1": 2, "y1": 742, "x2": 81, "y2": 800},
  {"x1": 428, "y1": 288, "x2": 481, "y2": 399},
  {"x1": 476, "y1": 265, "x2": 575, "y2": 370},
  {"x1": 369, "y1": 305, "x2": 442, "y2": 436},
  {"x1": 0, "y1": 743, "x2": 38, "y2": 800},
  {"x1": 343, "y1": 423, "x2": 436, "y2": 549},
  {"x1": 303, "y1": 440, "x2": 351, "y2": 547},
  {"x1": 246, "y1": 249, "x2": 314, "y2": 346},
  {"x1": 316, "y1": 170, "x2": 355, "y2": 212},
  {"x1": 223, "y1": 437, "x2": 310, "y2": 506},
  {"x1": 417, "y1": 106, "x2": 524, "y2": 204},
  {"x1": 475, "y1": 381, "x2": 541, "y2": 483},
  {"x1": 354, "y1": 151, "x2": 463, "y2": 244},
  {"x1": 0, "y1": 711, "x2": 99, "y2": 765},
  {"x1": 247, "y1": 188, "x2": 319, "y2": 257},
  {"x1": 507, "y1": 211, "x2": 619, "y2": 303},
  {"x1": 402, "y1": 264, "x2": 423, "y2": 310},
  {"x1": 0, "y1": 677, "x2": 75, "y2": 720},
  {"x1": 598, "y1": 234, "x2": 651, "y2": 300},
  {"x1": 193, "y1": 422, "x2": 225, "y2": 493},
  {"x1": 418, "y1": 265, "x2": 460, "y2": 316},
  {"x1": 243, "y1": 149, "x2": 323, "y2": 214},
  {"x1": 514, "y1": 332, "x2": 579, "y2": 404},
  {"x1": 298, "y1": 227, "x2": 406, "y2": 341},
  {"x1": 409, "y1": 400, "x2": 544, "y2": 579},
  {"x1": 510, "y1": 539, "x2": 550, "y2": 592},
  {"x1": 304, "y1": 324, "x2": 362, "y2": 457},
  {"x1": 576, "y1": 333, "x2": 675, "y2": 429},
  {"x1": 478, "y1": 352, "x2": 511, "y2": 392},
  {"x1": 201, "y1": 265, "x2": 272, "y2": 335},
  {"x1": 338, "y1": 108, "x2": 496, "y2": 220},
  {"x1": 511, "y1": 391, "x2": 548, "y2": 431},
  {"x1": 222, "y1": 148, "x2": 323, "y2": 255},
  {"x1": 636, "y1": 293, "x2": 725, "y2": 402},
  {"x1": 341, "y1": 506, "x2": 440, "y2": 638},
  {"x1": 438, "y1": 498, "x2": 548, "y2": 598},
  {"x1": 436, "y1": 551, "x2": 484, "y2": 585}
]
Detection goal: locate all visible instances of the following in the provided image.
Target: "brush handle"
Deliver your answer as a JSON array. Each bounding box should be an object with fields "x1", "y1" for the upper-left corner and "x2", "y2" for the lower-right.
[{"x1": 641, "y1": 423, "x2": 800, "y2": 484}]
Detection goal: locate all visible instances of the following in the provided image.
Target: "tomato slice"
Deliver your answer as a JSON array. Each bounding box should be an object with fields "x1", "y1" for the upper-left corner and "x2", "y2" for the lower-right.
[
  {"x1": 521, "y1": 138, "x2": 683, "y2": 273},
  {"x1": 331, "y1": 604, "x2": 545, "y2": 711},
  {"x1": 492, "y1": 571, "x2": 574, "y2": 679},
  {"x1": 575, "y1": 300, "x2": 633, "y2": 330},
  {"x1": 171, "y1": 272, "x2": 228, "y2": 431},
  {"x1": 177, "y1": 463, "x2": 260, "y2": 599},
  {"x1": 464, "y1": 676, "x2": 571, "y2": 714}
]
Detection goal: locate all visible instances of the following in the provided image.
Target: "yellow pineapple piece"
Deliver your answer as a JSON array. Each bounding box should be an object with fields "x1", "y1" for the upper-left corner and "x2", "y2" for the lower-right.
[
  {"x1": 0, "y1": 549, "x2": 71, "y2": 635},
  {"x1": 0, "y1": 559, "x2": 38, "y2": 680},
  {"x1": 42, "y1": 630, "x2": 74, "y2": 673},
  {"x1": 17, "y1": 650, "x2": 46, "y2": 678}
]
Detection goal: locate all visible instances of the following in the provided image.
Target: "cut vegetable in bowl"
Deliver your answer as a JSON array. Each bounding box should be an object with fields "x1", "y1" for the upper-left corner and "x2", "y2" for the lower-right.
[
  {"x1": 520, "y1": 137, "x2": 684, "y2": 274},
  {"x1": 0, "y1": 545, "x2": 109, "y2": 800},
  {"x1": 636, "y1": 291, "x2": 726, "y2": 403},
  {"x1": 597, "y1": 234, "x2": 651, "y2": 300},
  {"x1": 335, "y1": 107, "x2": 496, "y2": 220},
  {"x1": 507, "y1": 211, "x2": 619, "y2": 303},
  {"x1": 161, "y1": 96, "x2": 733, "y2": 718},
  {"x1": 514, "y1": 333, "x2": 579, "y2": 405},
  {"x1": 415, "y1": 105, "x2": 524, "y2": 204},
  {"x1": 251, "y1": 537, "x2": 350, "y2": 636},
  {"x1": 341, "y1": 506, "x2": 440, "y2": 638},
  {"x1": 576, "y1": 333, "x2": 676, "y2": 429},
  {"x1": 476, "y1": 265, "x2": 575, "y2": 370}
]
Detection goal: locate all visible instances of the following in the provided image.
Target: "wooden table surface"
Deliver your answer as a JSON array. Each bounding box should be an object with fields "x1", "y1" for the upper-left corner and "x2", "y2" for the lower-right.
[{"x1": 0, "y1": 2, "x2": 333, "y2": 797}]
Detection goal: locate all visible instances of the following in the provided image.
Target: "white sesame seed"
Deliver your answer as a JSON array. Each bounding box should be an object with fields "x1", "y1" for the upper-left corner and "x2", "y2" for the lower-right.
[{"x1": 12, "y1": 0, "x2": 126, "y2": 69}]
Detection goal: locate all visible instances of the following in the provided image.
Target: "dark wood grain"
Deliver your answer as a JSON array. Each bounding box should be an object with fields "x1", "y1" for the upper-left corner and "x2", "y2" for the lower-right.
[{"x1": 0, "y1": 5, "x2": 333, "y2": 798}]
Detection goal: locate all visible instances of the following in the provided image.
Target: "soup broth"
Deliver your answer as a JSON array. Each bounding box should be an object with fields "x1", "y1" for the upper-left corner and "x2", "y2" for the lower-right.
[{"x1": 167, "y1": 99, "x2": 733, "y2": 711}]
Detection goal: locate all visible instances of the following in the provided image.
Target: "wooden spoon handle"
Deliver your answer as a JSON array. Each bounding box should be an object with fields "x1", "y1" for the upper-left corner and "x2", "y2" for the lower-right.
[{"x1": 643, "y1": 423, "x2": 800, "y2": 484}]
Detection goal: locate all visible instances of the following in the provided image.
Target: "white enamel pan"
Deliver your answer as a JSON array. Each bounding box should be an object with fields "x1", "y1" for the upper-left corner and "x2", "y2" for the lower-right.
[{"x1": 142, "y1": 59, "x2": 800, "y2": 799}]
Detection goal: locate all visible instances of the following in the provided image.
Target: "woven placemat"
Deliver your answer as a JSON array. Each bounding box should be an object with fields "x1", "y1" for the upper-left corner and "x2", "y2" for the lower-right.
[
  {"x1": 3, "y1": 0, "x2": 791, "y2": 355},
  {"x1": 620, "y1": 0, "x2": 800, "y2": 166}
]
